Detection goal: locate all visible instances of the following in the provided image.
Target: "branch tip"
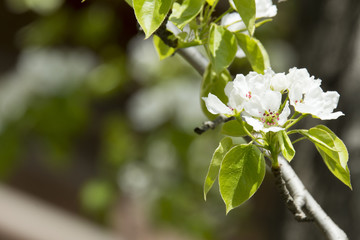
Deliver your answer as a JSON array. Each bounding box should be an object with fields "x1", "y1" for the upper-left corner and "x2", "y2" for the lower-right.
[{"x1": 194, "y1": 116, "x2": 235, "y2": 135}]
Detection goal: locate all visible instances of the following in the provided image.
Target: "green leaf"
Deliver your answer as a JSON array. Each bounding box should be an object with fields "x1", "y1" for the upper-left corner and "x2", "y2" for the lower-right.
[
  {"x1": 219, "y1": 144, "x2": 265, "y2": 214},
  {"x1": 169, "y1": 0, "x2": 205, "y2": 29},
  {"x1": 124, "y1": 0, "x2": 133, "y2": 6},
  {"x1": 255, "y1": 18, "x2": 272, "y2": 28},
  {"x1": 221, "y1": 119, "x2": 253, "y2": 137},
  {"x1": 203, "y1": 137, "x2": 233, "y2": 200},
  {"x1": 311, "y1": 125, "x2": 351, "y2": 189},
  {"x1": 232, "y1": 0, "x2": 256, "y2": 36},
  {"x1": 278, "y1": 130, "x2": 295, "y2": 162},
  {"x1": 235, "y1": 32, "x2": 270, "y2": 74},
  {"x1": 133, "y1": 0, "x2": 173, "y2": 39},
  {"x1": 209, "y1": 24, "x2": 237, "y2": 74},
  {"x1": 153, "y1": 35, "x2": 175, "y2": 60},
  {"x1": 299, "y1": 128, "x2": 338, "y2": 152},
  {"x1": 206, "y1": 0, "x2": 216, "y2": 6},
  {"x1": 200, "y1": 64, "x2": 231, "y2": 119}
]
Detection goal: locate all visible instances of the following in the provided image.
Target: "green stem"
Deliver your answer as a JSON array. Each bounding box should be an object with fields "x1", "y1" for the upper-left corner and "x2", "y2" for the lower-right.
[
  {"x1": 264, "y1": 132, "x2": 280, "y2": 168},
  {"x1": 213, "y1": 8, "x2": 232, "y2": 23},
  {"x1": 279, "y1": 94, "x2": 289, "y2": 112},
  {"x1": 287, "y1": 129, "x2": 306, "y2": 135},
  {"x1": 223, "y1": 19, "x2": 244, "y2": 29},
  {"x1": 237, "y1": 118, "x2": 263, "y2": 146},
  {"x1": 199, "y1": 2, "x2": 204, "y2": 23},
  {"x1": 289, "y1": 111, "x2": 299, "y2": 120},
  {"x1": 271, "y1": 149, "x2": 279, "y2": 168},
  {"x1": 285, "y1": 114, "x2": 307, "y2": 130},
  {"x1": 203, "y1": 44, "x2": 211, "y2": 60},
  {"x1": 292, "y1": 136, "x2": 307, "y2": 145},
  {"x1": 208, "y1": 0, "x2": 219, "y2": 18},
  {"x1": 202, "y1": 3, "x2": 211, "y2": 25}
]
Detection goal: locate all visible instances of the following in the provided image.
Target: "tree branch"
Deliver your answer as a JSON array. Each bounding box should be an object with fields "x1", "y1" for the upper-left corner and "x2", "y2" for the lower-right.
[
  {"x1": 153, "y1": 15, "x2": 209, "y2": 76},
  {"x1": 194, "y1": 115, "x2": 235, "y2": 135},
  {"x1": 276, "y1": 156, "x2": 348, "y2": 240},
  {"x1": 180, "y1": 46, "x2": 348, "y2": 240},
  {"x1": 177, "y1": 48, "x2": 208, "y2": 76},
  {"x1": 271, "y1": 165, "x2": 312, "y2": 222}
]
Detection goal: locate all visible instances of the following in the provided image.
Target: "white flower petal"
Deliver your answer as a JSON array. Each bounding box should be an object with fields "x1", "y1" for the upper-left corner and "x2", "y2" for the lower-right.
[
  {"x1": 224, "y1": 81, "x2": 233, "y2": 97},
  {"x1": 229, "y1": 0, "x2": 277, "y2": 19},
  {"x1": 244, "y1": 96, "x2": 264, "y2": 117},
  {"x1": 271, "y1": 72, "x2": 289, "y2": 92},
  {"x1": 261, "y1": 90, "x2": 282, "y2": 112},
  {"x1": 243, "y1": 116, "x2": 263, "y2": 131},
  {"x1": 278, "y1": 101, "x2": 290, "y2": 126},
  {"x1": 202, "y1": 93, "x2": 233, "y2": 115},
  {"x1": 221, "y1": 12, "x2": 245, "y2": 32},
  {"x1": 235, "y1": 47, "x2": 246, "y2": 58},
  {"x1": 255, "y1": 0, "x2": 278, "y2": 18},
  {"x1": 322, "y1": 91, "x2": 340, "y2": 112},
  {"x1": 318, "y1": 111, "x2": 344, "y2": 120},
  {"x1": 262, "y1": 126, "x2": 284, "y2": 133}
]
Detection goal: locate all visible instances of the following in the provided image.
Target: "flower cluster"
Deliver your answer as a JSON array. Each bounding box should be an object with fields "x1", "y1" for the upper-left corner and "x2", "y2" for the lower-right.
[{"x1": 203, "y1": 68, "x2": 344, "y2": 133}]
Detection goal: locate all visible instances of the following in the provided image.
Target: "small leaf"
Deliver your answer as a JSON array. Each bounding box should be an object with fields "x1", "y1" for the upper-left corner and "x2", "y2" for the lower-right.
[
  {"x1": 278, "y1": 130, "x2": 295, "y2": 162},
  {"x1": 221, "y1": 119, "x2": 253, "y2": 137},
  {"x1": 219, "y1": 144, "x2": 265, "y2": 214},
  {"x1": 200, "y1": 64, "x2": 231, "y2": 119},
  {"x1": 232, "y1": 0, "x2": 256, "y2": 36},
  {"x1": 124, "y1": 0, "x2": 133, "y2": 6},
  {"x1": 315, "y1": 125, "x2": 348, "y2": 169},
  {"x1": 235, "y1": 32, "x2": 270, "y2": 74},
  {"x1": 209, "y1": 24, "x2": 237, "y2": 74},
  {"x1": 153, "y1": 35, "x2": 175, "y2": 60},
  {"x1": 133, "y1": 0, "x2": 173, "y2": 38},
  {"x1": 206, "y1": 0, "x2": 216, "y2": 6},
  {"x1": 203, "y1": 137, "x2": 233, "y2": 200},
  {"x1": 316, "y1": 145, "x2": 351, "y2": 190},
  {"x1": 169, "y1": 0, "x2": 205, "y2": 29},
  {"x1": 311, "y1": 125, "x2": 351, "y2": 189},
  {"x1": 299, "y1": 128, "x2": 338, "y2": 152}
]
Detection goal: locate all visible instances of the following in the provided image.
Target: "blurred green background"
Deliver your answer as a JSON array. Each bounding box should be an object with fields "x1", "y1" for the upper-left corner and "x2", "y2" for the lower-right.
[{"x1": 0, "y1": 0, "x2": 359, "y2": 240}]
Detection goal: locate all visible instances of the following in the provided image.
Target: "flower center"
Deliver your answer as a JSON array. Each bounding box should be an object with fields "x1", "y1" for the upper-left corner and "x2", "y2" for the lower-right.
[
  {"x1": 294, "y1": 94, "x2": 305, "y2": 104},
  {"x1": 245, "y1": 91, "x2": 252, "y2": 99},
  {"x1": 260, "y1": 109, "x2": 280, "y2": 127}
]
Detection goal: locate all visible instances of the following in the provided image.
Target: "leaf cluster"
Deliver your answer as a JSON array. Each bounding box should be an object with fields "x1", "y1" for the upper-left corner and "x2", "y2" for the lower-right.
[{"x1": 203, "y1": 119, "x2": 351, "y2": 213}]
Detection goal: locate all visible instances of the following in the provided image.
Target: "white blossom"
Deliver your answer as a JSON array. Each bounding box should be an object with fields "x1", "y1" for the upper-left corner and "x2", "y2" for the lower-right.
[
  {"x1": 242, "y1": 90, "x2": 290, "y2": 132},
  {"x1": 203, "y1": 69, "x2": 290, "y2": 132},
  {"x1": 226, "y1": 72, "x2": 270, "y2": 110},
  {"x1": 268, "y1": 69, "x2": 290, "y2": 92},
  {"x1": 287, "y1": 68, "x2": 344, "y2": 120},
  {"x1": 202, "y1": 67, "x2": 344, "y2": 133}
]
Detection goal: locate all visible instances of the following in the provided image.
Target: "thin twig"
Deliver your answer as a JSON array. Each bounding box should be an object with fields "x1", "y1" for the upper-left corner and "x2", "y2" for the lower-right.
[
  {"x1": 153, "y1": 14, "x2": 208, "y2": 76},
  {"x1": 177, "y1": 48, "x2": 208, "y2": 76},
  {"x1": 194, "y1": 116, "x2": 235, "y2": 135}
]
